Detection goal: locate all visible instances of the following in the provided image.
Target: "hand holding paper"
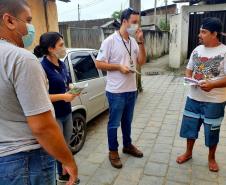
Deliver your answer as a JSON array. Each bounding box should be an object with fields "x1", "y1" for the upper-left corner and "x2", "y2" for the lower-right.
[
  {"x1": 129, "y1": 65, "x2": 142, "y2": 75},
  {"x1": 68, "y1": 83, "x2": 88, "y2": 95},
  {"x1": 184, "y1": 77, "x2": 200, "y2": 86}
]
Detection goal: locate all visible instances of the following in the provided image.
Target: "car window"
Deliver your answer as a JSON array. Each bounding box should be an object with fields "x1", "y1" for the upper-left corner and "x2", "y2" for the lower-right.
[
  {"x1": 70, "y1": 52, "x2": 99, "y2": 82},
  {"x1": 92, "y1": 52, "x2": 107, "y2": 77}
]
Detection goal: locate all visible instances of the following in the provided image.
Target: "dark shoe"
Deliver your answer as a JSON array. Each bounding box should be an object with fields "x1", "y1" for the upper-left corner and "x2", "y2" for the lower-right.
[
  {"x1": 57, "y1": 174, "x2": 69, "y2": 182},
  {"x1": 57, "y1": 174, "x2": 80, "y2": 184},
  {"x1": 123, "y1": 144, "x2": 143, "y2": 158},
  {"x1": 109, "y1": 151, "x2": 123, "y2": 169}
]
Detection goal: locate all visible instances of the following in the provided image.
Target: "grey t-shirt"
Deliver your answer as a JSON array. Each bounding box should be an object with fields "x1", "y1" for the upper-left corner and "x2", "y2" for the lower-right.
[{"x1": 0, "y1": 40, "x2": 54, "y2": 157}]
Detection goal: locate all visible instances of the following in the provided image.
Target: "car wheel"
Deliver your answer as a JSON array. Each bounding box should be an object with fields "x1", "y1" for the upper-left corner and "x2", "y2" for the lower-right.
[{"x1": 70, "y1": 112, "x2": 87, "y2": 154}]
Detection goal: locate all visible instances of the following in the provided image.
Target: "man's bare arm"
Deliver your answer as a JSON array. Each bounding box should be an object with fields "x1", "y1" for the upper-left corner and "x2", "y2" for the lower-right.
[
  {"x1": 95, "y1": 60, "x2": 121, "y2": 71},
  {"x1": 27, "y1": 111, "x2": 77, "y2": 183},
  {"x1": 137, "y1": 44, "x2": 146, "y2": 66},
  {"x1": 95, "y1": 60, "x2": 130, "y2": 74},
  {"x1": 211, "y1": 76, "x2": 226, "y2": 88},
  {"x1": 186, "y1": 69, "x2": 193, "y2": 78},
  {"x1": 199, "y1": 76, "x2": 226, "y2": 92}
]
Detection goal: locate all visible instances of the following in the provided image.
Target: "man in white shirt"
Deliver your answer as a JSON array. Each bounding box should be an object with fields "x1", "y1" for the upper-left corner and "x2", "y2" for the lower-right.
[
  {"x1": 95, "y1": 8, "x2": 146, "y2": 169},
  {"x1": 177, "y1": 17, "x2": 226, "y2": 172}
]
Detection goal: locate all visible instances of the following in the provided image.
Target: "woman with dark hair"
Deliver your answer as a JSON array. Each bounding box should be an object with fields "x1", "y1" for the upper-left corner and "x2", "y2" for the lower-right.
[{"x1": 34, "y1": 32, "x2": 79, "y2": 184}]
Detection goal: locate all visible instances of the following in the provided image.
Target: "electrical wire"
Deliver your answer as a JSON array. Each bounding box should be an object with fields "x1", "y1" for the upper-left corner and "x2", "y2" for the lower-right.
[{"x1": 80, "y1": 0, "x2": 105, "y2": 9}]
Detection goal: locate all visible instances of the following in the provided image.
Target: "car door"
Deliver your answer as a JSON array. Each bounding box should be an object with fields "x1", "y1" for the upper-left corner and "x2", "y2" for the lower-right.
[
  {"x1": 92, "y1": 51, "x2": 109, "y2": 109},
  {"x1": 69, "y1": 51, "x2": 106, "y2": 120}
]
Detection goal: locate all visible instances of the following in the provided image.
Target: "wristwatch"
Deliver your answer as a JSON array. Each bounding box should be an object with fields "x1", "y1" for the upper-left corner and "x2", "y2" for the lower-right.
[{"x1": 137, "y1": 41, "x2": 144, "y2": 45}]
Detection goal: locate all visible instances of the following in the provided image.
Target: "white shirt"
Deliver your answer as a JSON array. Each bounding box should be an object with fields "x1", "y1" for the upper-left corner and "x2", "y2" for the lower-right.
[
  {"x1": 187, "y1": 44, "x2": 226, "y2": 103},
  {"x1": 96, "y1": 31, "x2": 139, "y2": 93}
]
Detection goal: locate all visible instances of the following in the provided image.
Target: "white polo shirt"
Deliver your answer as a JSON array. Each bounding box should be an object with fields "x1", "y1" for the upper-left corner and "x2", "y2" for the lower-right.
[{"x1": 97, "y1": 31, "x2": 139, "y2": 93}]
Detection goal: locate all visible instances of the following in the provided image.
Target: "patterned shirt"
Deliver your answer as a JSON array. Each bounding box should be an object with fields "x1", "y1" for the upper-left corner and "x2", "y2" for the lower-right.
[{"x1": 187, "y1": 44, "x2": 226, "y2": 103}]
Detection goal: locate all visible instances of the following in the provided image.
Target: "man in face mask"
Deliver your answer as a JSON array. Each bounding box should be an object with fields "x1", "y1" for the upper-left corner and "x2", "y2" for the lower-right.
[
  {"x1": 95, "y1": 8, "x2": 146, "y2": 169},
  {"x1": 0, "y1": 0, "x2": 78, "y2": 185}
]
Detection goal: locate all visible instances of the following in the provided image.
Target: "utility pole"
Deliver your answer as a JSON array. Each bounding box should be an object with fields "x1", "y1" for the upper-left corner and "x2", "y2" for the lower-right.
[
  {"x1": 129, "y1": 0, "x2": 143, "y2": 92},
  {"x1": 78, "y1": 3, "x2": 80, "y2": 21},
  {"x1": 129, "y1": 0, "x2": 141, "y2": 11},
  {"x1": 165, "y1": 0, "x2": 168, "y2": 26},
  {"x1": 154, "y1": 0, "x2": 157, "y2": 25}
]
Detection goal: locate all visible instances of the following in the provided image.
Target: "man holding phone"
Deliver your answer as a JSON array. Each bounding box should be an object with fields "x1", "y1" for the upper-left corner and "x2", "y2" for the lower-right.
[{"x1": 95, "y1": 8, "x2": 146, "y2": 169}]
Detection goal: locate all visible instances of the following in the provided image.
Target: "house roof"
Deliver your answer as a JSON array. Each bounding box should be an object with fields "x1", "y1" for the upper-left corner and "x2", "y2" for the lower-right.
[
  {"x1": 58, "y1": 0, "x2": 71, "y2": 2},
  {"x1": 141, "y1": 4, "x2": 177, "y2": 15},
  {"x1": 173, "y1": 0, "x2": 226, "y2": 4},
  {"x1": 59, "y1": 18, "x2": 114, "y2": 28}
]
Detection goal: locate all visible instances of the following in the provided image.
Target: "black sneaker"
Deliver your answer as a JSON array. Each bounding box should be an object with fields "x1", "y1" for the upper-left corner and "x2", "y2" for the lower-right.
[{"x1": 57, "y1": 174, "x2": 80, "y2": 184}]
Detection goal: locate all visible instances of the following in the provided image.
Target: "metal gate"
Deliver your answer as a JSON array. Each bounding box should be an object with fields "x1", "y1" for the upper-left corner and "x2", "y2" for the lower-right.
[{"x1": 187, "y1": 11, "x2": 226, "y2": 58}]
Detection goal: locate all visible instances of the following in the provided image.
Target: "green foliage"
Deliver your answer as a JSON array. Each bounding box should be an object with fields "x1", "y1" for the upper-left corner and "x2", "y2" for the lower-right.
[
  {"x1": 111, "y1": 10, "x2": 122, "y2": 20},
  {"x1": 159, "y1": 19, "x2": 170, "y2": 32}
]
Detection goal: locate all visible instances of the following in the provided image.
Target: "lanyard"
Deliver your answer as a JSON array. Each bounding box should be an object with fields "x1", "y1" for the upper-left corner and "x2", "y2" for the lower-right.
[
  {"x1": 54, "y1": 68, "x2": 68, "y2": 89},
  {"x1": 119, "y1": 32, "x2": 133, "y2": 65}
]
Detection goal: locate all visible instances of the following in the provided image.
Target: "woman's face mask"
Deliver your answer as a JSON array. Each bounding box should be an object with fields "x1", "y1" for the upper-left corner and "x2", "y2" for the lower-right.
[{"x1": 53, "y1": 47, "x2": 67, "y2": 59}]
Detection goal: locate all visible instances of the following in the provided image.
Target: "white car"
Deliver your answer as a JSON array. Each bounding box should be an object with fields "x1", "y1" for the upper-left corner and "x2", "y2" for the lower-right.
[{"x1": 63, "y1": 48, "x2": 108, "y2": 153}]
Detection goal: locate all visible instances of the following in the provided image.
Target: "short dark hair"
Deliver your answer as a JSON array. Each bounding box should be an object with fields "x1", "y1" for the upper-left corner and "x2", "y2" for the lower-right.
[
  {"x1": 0, "y1": 0, "x2": 29, "y2": 20},
  {"x1": 201, "y1": 17, "x2": 223, "y2": 40},
  {"x1": 34, "y1": 32, "x2": 64, "y2": 58},
  {"x1": 120, "y1": 8, "x2": 139, "y2": 24}
]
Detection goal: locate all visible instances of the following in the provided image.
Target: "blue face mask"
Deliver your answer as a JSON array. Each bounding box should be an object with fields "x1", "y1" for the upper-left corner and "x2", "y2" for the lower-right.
[
  {"x1": 22, "y1": 23, "x2": 35, "y2": 48},
  {"x1": 11, "y1": 16, "x2": 36, "y2": 48}
]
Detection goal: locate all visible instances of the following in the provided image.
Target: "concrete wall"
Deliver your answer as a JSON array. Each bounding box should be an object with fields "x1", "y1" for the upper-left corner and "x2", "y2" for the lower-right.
[
  {"x1": 142, "y1": 14, "x2": 173, "y2": 26},
  {"x1": 60, "y1": 27, "x2": 169, "y2": 58},
  {"x1": 169, "y1": 14, "x2": 182, "y2": 68},
  {"x1": 27, "y1": 0, "x2": 59, "y2": 49},
  {"x1": 142, "y1": 5, "x2": 177, "y2": 16},
  {"x1": 69, "y1": 28, "x2": 103, "y2": 49},
  {"x1": 144, "y1": 30, "x2": 169, "y2": 59},
  {"x1": 169, "y1": 3, "x2": 226, "y2": 69}
]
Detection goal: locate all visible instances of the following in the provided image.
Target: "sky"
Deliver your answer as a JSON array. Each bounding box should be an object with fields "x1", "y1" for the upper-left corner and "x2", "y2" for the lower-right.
[{"x1": 56, "y1": 0, "x2": 188, "y2": 22}]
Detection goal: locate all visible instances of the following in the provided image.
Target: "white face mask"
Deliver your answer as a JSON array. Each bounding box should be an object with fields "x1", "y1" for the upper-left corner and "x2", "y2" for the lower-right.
[
  {"x1": 127, "y1": 24, "x2": 139, "y2": 36},
  {"x1": 53, "y1": 47, "x2": 66, "y2": 59}
]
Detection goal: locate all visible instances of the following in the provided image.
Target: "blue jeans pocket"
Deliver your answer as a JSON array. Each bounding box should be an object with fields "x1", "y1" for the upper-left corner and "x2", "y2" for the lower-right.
[
  {"x1": 29, "y1": 149, "x2": 55, "y2": 185},
  {"x1": 0, "y1": 158, "x2": 26, "y2": 185},
  {"x1": 40, "y1": 151, "x2": 55, "y2": 170}
]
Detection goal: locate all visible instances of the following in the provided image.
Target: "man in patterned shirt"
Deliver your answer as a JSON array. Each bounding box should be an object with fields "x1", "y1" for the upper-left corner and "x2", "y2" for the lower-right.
[{"x1": 177, "y1": 17, "x2": 226, "y2": 172}]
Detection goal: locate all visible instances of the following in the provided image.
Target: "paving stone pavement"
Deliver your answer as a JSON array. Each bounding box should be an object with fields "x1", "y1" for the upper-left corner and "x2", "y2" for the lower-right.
[{"x1": 58, "y1": 75, "x2": 226, "y2": 185}]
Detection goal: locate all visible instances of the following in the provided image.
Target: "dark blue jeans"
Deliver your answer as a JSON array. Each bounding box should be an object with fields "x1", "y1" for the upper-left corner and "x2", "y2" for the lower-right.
[
  {"x1": 0, "y1": 148, "x2": 55, "y2": 185},
  {"x1": 106, "y1": 91, "x2": 137, "y2": 151},
  {"x1": 56, "y1": 113, "x2": 73, "y2": 176}
]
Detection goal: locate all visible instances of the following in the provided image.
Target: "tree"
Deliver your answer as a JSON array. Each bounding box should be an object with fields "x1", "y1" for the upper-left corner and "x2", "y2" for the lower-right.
[{"x1": 111, "y1": 10, "x2": 122, "y2": 20}]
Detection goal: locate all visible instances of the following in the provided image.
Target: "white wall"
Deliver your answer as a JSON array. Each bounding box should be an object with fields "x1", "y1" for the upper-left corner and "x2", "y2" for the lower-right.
[
  {"x1": 169, "y1": 14, "x2": 182, "y2": 68},
  {"x1": 144, "y1": 31, "x2": 169, "y2": 58}
]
